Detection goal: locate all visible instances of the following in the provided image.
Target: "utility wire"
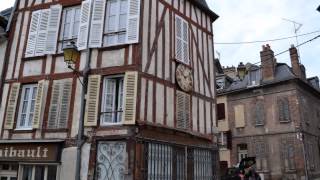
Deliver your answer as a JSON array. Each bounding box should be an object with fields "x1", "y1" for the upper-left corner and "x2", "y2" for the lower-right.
[
  {"x1": 249, "y1": 34, "x2": 320, "y2": 66},
  {"x1": 215, "y1": 30, "x2": 320, "y2": 45}
]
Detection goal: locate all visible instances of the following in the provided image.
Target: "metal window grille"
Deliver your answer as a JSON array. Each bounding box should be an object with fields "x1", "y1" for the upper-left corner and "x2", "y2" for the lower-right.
[{"x1": 142, "y1": 141, "x2": 218, "y2": 180}]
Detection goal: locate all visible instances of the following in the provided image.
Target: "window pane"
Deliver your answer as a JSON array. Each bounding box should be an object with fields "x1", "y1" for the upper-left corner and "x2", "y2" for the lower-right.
[
  {"x1": 20, "y1": 114, "x2": 26, "y2": 127},
  {"x1": 22, "y1": 166, "x2": 32, "y2": 180},
  {"x1": 34, "y1": 166, "x2": 45, "y2": 180},
  {"x1": 106, "y1": 34, "x2": 117, "y2": 45},
  {"x1": 108, "y1": 16, "x2": 117, "y2": 32},
  {"x1": 47, "y1": 166, "x2": 57, "y2": 180},
  {"x1": 63, "y1": 23, "x2": 71, "y2": 39},
  {"x1": 119, "y1": 14, "x2": 127, "y2": 30},
  {"x1": 24, "y1": 88, "x2": 30, "y2": 101},
  {"x1": 118, "y1": 32, "x2": 126, "y2": 44}
]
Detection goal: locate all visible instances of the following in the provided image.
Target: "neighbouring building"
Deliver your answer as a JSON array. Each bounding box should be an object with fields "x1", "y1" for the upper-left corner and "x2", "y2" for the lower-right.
[
  {"x1": 0, "y1": 0, "x2": 219, "y2": 179},
  {"x1": 217, "y1": 44, "x2": 320, "y2": 180}
]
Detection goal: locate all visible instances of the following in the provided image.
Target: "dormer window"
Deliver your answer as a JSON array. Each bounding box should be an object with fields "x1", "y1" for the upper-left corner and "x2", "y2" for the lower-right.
[{"x1": 249, "y1": 69, "x2": 260, "y2": 86}]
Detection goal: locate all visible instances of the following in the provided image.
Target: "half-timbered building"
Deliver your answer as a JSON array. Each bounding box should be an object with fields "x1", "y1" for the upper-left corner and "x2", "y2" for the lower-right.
[{"x1": 0, "y1": 0, "x2": 219, "y2": 179}]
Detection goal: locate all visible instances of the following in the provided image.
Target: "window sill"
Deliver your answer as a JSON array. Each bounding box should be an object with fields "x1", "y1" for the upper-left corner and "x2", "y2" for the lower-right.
[
  {"x1": 98, "y1": 44, "x2": 129, "y2": 51},
  {"x1": 284, "y1": 169, "x2": 296, "y2": 173},
  {"x1": 173, "y1": 58, "x2": 191, "y2": 68},
  {"x1": 43, "y1": 129, "x2": 69, "y2": 133},
  {"x1": 279, "y1": 120, "x2": 291, "y2": 123},
  {"x1": 13, "y1": 128, "x2": 34, "y2": 133}
]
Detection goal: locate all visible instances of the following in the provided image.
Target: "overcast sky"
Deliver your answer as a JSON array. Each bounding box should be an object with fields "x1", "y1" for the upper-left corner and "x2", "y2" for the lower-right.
[
  {"x1": 1, "y1": 0, "x2": 320, "y2": 77},
  {"x1": 208, "y1": 0, "x2": 320, "y2": 78}
]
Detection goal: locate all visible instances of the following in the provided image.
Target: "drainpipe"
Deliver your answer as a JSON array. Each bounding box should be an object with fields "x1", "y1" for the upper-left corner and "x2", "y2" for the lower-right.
[{"x1": 75, "y1": 1, "x2": 93, "y2": 180}]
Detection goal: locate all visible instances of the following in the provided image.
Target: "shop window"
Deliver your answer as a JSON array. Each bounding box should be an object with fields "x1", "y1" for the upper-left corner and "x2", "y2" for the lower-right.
[
  {"x1": 20, "y1": 165, "x2": 57, "y2": 180},
  {"x1": 104, "y1": 0, "x2": 128, "y2": 46},
  {"x1": 96, "y1": 142, "x2": 128, "y2": 180},
  {"x1": 143, "y1": 142, "x2": 215, "y2": 179},
  {"x1": 17, "y1": 84, "x2": 38, "y2": 130},
  {"x1": 193, "y1": 149, "x2": 213, "y2": 179},
  {"x1": 59, "y1": 6, "x2": 81, "y2": 51},
  {"x1": 0, "y1": 164, "x2": 18, "y2": 180},
  {"x1": 100, "y1": 76, "x2": 124, "y2": 125}
]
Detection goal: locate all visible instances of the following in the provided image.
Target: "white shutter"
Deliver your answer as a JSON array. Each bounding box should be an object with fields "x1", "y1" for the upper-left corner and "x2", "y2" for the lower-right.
[
  {"x1": 33, "y1": 80, "x2": 48, "y2": 129},
  {"x1": 48, "y1": 81, "x2": 61, "y2": 129},
  {"x1": 35, "y1": 9, "x2": 50, "y2": 56},
  {"x1": 182, "y1": 21, "x2": 189, "y2": 64},
  {"x1": 175, "y1": 16, "x2": 189, "y2": 64},
  {"x1": 175, "y1": 16, "x2": 183, "y2": 62},
  {"x1": 25, "y1": 11, "x2": 41, "y2": 57},
  {"x1": 58, "y1": 79, "x2": 72, "y2": 128},
  {"x1": 89, "y1": 0, "x2": 106, "y2": 47},
  {"x1": 84, "y1": 75, "x2": 101, "y2": 126},
  {"x1": 126, "y1": 0, "x2": 140, "y2": 43},
  {"x1": 46, "y1": 5, "x2": 62, "y2": 54},
  {"x1": 4, "y1": 83, "x2": 21, "y2": 129},
  {"x1": 123, "y1": 71, "x2": 138, "y2": 124},
  {"x1": 77, "y1": 0, "x2": 92, "y2": 50}
]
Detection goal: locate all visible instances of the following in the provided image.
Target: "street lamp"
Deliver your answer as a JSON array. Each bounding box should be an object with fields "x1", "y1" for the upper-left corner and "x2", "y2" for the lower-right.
[
  {"x1": 63, "y1": 41, "x2": 89, "y2": 180},
  {"x1": 63, "y1": 42, "x2": 80, "y2": 68},
  {"x1": 317, "y1": 5, "x2": 320, "y2": 12}
]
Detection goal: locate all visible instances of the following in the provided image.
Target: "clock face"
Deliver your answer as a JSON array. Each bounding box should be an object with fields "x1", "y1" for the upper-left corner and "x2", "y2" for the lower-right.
[{"x1": 176, "y1": 64, "x2": 193, "y2": 92}]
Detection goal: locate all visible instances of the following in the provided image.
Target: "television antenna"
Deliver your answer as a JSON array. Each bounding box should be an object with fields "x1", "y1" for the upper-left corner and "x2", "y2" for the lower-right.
[{"x1": 282, "y1": 18, "x2": 303, "y2": 62}]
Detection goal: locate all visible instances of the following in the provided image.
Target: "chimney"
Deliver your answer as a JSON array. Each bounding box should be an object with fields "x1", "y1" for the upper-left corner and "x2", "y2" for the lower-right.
[
  {"x1": 289, "y1": 45, "x2": 305, "y2": 80},
  {"x1": 237, "y1": 62, "x2": 246, "y2": 80},
  {"x1": 260, "y1": 44, "x2": 276, "y2": 81}
]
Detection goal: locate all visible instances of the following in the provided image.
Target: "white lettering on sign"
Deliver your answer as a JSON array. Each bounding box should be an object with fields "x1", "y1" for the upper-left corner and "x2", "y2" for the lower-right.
[{"x1": 0, "y1": 146, "x2": 49, "y2": 158}]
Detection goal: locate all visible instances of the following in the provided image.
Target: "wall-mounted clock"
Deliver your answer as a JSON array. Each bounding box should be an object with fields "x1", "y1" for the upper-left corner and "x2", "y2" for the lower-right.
[{"x1": 176, "y1": 64, "x2": 193, "y2": 92}]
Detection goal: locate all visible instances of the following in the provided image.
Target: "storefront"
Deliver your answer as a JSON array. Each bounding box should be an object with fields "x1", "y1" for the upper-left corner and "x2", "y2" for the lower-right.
[{"x1": 0, "y1": 140, "x2": 63, "y2": 180}]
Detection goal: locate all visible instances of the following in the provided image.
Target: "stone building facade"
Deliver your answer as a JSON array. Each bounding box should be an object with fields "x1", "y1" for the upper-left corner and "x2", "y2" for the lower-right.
[{"x1": 217, "y1": 45, "x2": 320, "y2": 180}]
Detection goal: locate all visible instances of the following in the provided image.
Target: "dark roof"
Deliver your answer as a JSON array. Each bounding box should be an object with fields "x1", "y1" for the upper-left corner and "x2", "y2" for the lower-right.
[
  {"x1": 0, "y1": 7, "x2": 13, "y2": 20},
  {"x1": 0, "y1": 16, "x2": 7, "y2": 29},
  {"x1": 192, "y1": 0, "x2": 219, "y2": 21},
  {"x1": 219, "y1": 63, "x2": 297, "y2": 93}
]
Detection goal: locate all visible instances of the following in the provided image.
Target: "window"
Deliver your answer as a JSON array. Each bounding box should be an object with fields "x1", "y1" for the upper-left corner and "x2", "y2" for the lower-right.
[
  {"x1": 281, "y1": 140, "x2": 295, "y2": 171},
  {"x1": 237, "y1": 144, "x2": 248, "y2": 163},
  {"x1": 0, "y1": 164, "x2": 18, "y2": 180},
  {"x1": 217, "y1": 103, "x2": 226, "y2": 120},
  {"x1": 103, "y1": 0, "x2": 128, "y2": 46},
  {"x1": 101, "y1": 76, "x2": 124, "y2": 125},
  {"x1": 254, "y1": 142, "x2": 268, "y2": 171},
  {"x1": 249, "y1": 70, "x2": 260, "y2": 86},
  {"x1": 20, "y1": 165, "x2": 57, "y2": 180},
  {"x1": 278, "y1": 97, "x2": 290, "y2": 122},
  {"x1": 17, "y1": 84, "x2": 38, "y2": 130},
  {"x1": 59, "y1": 6, "x2": 81, "y2": 51},
  {"x1": 175, "y1": 16, "x2": 189, "y2": 64},
  {"x1": 254, "y1": 101, "x2": 265, "y2": 126},
  {"x1": 193, "y1": 149, "x2": 213, "y2": 179},
  {"x1": 218, "y1": 132, "x2": 228, "y2": 148},
  {"x1": 144, "y1": 142, "x2": 215, "y2": 180}
]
